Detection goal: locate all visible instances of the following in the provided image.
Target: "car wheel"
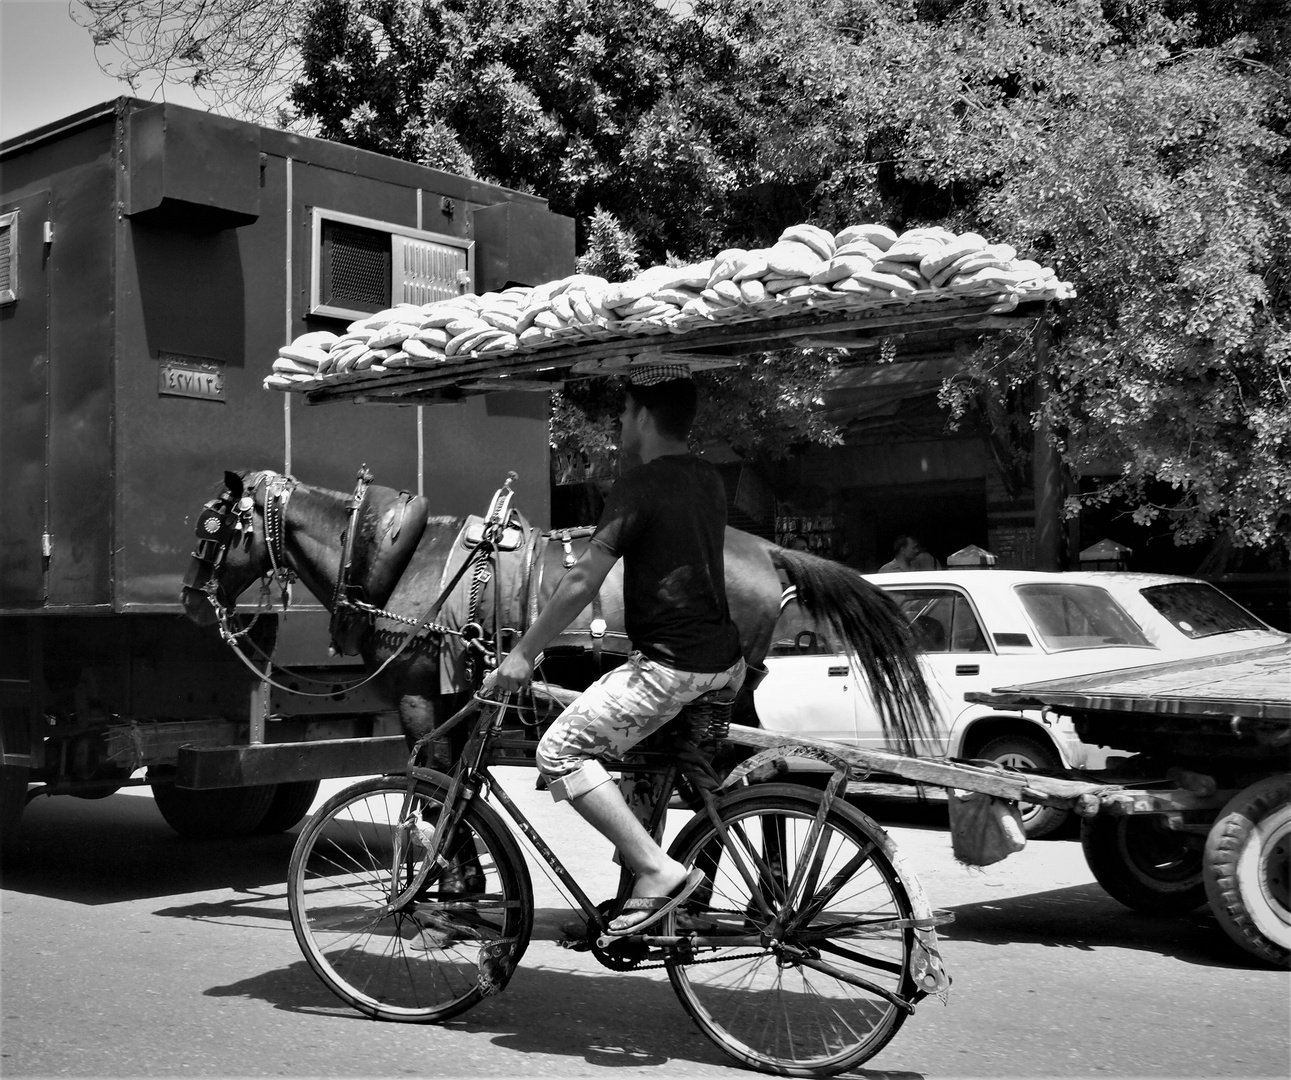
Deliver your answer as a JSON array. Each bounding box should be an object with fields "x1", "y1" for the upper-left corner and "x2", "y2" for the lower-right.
[{"x1": 975, "y1": 734, "x2": 1070, "y2": 839}]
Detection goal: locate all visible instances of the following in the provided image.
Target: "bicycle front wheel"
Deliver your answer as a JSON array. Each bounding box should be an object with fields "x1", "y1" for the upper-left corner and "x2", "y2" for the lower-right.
[
  {"x1": 664, "y1": 784, "x2": 919, "y2": 1076},
  {"x1": 287, "y1": 775, "x2": 533, "y2": 1023}
]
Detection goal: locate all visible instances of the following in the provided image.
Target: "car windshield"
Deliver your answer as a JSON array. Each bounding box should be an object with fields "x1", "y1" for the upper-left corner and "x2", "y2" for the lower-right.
[
  {"x1": 1139, "y1": 582, "x2": 1267, "y2": 639},
  {"x1": 1014, "y1": 583, "x2": 1152, "y2": 651}
]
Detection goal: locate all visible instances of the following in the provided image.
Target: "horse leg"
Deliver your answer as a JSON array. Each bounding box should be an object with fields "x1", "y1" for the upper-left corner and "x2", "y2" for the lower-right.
[{"x1": 398, "y1": 691, "x2": 484, "y2": 896}]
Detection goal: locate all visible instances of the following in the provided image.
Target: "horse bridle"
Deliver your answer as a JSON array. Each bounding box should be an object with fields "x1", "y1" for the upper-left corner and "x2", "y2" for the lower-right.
[{"x1": 181, "y1": 471, "x2": 298, "y2": 642}]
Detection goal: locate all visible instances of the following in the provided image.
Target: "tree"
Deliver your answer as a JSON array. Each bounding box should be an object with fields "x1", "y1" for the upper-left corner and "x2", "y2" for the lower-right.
[
  {"x1": 74, "y1": 0, "x2": 1291, "y2": 551},
  {"x1": 73, "y1": 0, "x2": 307, "y2": 124}
]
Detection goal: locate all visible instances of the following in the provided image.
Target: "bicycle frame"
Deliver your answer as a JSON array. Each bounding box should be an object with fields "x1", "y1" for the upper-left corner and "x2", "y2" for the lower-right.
[{"x1": 380, "y1": 693, "x2": 862, "y2": 954}]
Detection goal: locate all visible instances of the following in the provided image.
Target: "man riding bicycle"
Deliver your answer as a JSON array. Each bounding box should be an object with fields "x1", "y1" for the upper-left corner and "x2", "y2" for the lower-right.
[{"x1": 486, "y1": 365, "x2": 745, "y2": 935}]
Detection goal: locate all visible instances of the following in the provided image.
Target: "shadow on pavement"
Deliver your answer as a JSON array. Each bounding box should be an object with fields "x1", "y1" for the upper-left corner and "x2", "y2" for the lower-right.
[
  {"x1": 0, "y1": 790, "x2": 299, "y2": 903},
  {"x1": 938, "y1": 882, "x2": 1258, "y2": 969},
  {"x1": 203, "y1": 955, "x2": 925, "y2": 1079}
]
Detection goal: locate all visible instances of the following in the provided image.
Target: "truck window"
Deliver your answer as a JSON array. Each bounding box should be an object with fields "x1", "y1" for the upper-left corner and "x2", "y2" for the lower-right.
[{"x1": 1014, "y1": 584, "x2": 1152, "y2": 651}]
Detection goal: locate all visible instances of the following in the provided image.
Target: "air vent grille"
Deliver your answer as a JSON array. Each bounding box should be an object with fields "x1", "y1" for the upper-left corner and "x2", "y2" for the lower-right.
[
  {"x1": 324, "y1": 221, "x2": 390, "y2": 310},
  {"x1": 309, "y1": 207, "x2": 472, "y2": 321}
]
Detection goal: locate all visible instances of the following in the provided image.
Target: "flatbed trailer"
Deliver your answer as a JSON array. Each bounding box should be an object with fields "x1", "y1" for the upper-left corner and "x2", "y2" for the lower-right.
[{"x1": 706, "y1": 644, "x2": 1290, "y2": 968}]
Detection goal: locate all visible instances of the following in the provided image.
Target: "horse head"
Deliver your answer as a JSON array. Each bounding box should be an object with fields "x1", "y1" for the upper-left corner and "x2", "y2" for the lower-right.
[{"x1": 180, "y1": 470, "x2": 282, "y2": 627}]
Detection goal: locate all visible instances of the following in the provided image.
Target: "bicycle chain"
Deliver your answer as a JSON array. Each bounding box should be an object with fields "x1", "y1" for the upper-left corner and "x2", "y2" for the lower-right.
[{"x1": 589, "y1": 909, "x2": 774, "y2": 972}]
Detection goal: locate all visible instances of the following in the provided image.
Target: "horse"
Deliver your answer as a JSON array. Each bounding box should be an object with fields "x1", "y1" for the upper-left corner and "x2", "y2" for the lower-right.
[{"x1": 180, "y1": 469, "x2": 936, "y2": 766}]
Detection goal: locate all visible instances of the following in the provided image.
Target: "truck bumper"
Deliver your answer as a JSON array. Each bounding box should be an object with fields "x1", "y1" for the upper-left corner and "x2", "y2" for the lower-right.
[{"x1": 176, "y1": 737, "x2": 409, "y2": 789}]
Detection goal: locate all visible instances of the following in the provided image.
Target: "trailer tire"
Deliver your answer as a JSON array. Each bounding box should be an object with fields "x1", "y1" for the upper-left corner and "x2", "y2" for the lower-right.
[
  {"x1": 975, "y1": 734, "x2": 1069, "y2": 839},
  {"x1": 1081, "y1": 814, "x2": 1206, "y2": 915},
  {"x1": 150, "y1": 782, "x2": 276, "y2": 839},
  {"x1": 1203, "y1": 775, "x2": 1291, "y2": 969},
  {"x1": 253, "y1": 780, "x2": 321, "y2": 834}
]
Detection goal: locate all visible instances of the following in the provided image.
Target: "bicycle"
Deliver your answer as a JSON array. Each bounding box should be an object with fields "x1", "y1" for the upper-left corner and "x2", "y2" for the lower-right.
[{"x1": 286, "y1": 685, "x2": 952, "y2": 1077}]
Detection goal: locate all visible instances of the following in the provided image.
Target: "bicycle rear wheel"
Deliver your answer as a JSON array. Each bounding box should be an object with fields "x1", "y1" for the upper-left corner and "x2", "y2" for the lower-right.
[
  {"x1": 287, "y1": 774, "x2": 533, "y2": 1022},
  {"x1": 664, "y1": 784, "x2": 918, "y2": 1076}
]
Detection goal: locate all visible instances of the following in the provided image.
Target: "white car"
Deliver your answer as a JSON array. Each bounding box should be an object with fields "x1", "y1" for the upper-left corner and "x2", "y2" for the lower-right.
[{"x1": 753, "y1": 570, "x2": 1286, "y2": 837}]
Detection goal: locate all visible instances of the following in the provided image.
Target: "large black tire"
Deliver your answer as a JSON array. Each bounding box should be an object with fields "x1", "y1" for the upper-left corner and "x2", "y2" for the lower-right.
[
  {"x1": 975, "y1": 734, "x2": 1069, "y2": 839},
  {"x1": 150, "y1": 783, "x2": 277, "y2": 839},
  {"x1": 1, "y1": 763, "x2": 28, "y2": 861},
  {"x1": 253, "y1": 780, "x2": 321, "y2": 834},
  {"x1": 288, "y1": 774, "x2": 533, "y2": 1023},
  {"x1": 1203, "y1": 774, "x2": 1291, "y2": 968},
  {"x1": 664, "y1": 783, "x2": 923, "y2": 1076},
  {"x1": 1081, "y1": 813, "x2": 1206, "y2": 915}
]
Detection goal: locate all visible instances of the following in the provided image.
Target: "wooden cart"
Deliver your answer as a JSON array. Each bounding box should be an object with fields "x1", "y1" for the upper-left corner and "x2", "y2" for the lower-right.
[{"x1": 716, "y1": 642, "x2": 1289, "y2": 967}]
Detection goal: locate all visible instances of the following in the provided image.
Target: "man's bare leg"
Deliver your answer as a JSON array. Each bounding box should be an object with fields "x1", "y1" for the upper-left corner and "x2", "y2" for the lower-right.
[{"x1": 571, "y1": 780, "x2": 689, "y2": 901}]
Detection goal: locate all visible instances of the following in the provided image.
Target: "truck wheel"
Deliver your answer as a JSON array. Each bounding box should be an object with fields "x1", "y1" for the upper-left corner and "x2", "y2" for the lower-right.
[
  {"x1": 1, "y1": 763, "x2": 28, "y2": 859},
  {"x1": 1203, "y1": 774, "x2": 1291, "y2": 968},
  {"x1": 253, "y1": 780, "x2": 321, "y2": 834},
  {"x1": 1081, "y1": 814, "x2": 1206, "y2": 915},
  {"x1": 976, "y1": 734, "x2": 1070, "y2": 839},
  {"x1": 150, "y1": 783, "x2": 276, "y2": 839}
]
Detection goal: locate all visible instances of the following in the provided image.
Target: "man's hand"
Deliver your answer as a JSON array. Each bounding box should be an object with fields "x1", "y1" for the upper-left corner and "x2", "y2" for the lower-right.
[{"x1": 488, "y1": 650, "x2": 534, "y2": 694}]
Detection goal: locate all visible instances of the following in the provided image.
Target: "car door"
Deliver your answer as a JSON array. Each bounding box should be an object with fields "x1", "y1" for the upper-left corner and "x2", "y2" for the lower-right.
[
  {"x1": 853, "y1": 587, "x2": 991, "y2": 755},
  {"x1": 753, "y1": 594, "x2": 861, "y2": 746}
]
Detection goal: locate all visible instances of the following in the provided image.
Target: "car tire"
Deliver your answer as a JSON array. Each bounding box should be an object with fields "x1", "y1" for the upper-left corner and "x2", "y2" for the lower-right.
[
  {"x1": 975, "y1": 734, "x2": 1070, "y2": 839},
  {"x1": 1080, "y1": 814, "x2": 1206, "y2": 915}
]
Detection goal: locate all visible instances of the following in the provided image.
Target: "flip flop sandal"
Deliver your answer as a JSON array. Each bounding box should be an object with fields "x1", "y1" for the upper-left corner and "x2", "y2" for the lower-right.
[{"x1": 604, "y1": 868, "x2": 707, "y2": 938}]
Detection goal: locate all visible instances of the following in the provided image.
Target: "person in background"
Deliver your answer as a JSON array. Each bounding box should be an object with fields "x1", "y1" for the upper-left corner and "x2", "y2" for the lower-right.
[
  {"x1": 910, "y1": 548, "x2": 942, "y2": 571},
  {"x1": 878, "y1": 534, "x2": 924, "y2": 573}
]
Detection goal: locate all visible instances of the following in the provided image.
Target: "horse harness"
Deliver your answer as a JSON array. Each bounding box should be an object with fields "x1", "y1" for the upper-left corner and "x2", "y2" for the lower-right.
[{"x1": 191, "y1": 467, "x2": 627, "y2": 694}]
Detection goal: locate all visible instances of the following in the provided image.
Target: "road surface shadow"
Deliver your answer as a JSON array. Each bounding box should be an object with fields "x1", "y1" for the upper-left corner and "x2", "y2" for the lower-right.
[
  {"x1": 0, "y1": 790, "x2": 300, "y2": 903},
  {"x1": 938, "y1": 883, "x2": 1259, "y2": 969},
  {"x1": 204, "y1": 955, "x2": 924, "y2": 1078}
]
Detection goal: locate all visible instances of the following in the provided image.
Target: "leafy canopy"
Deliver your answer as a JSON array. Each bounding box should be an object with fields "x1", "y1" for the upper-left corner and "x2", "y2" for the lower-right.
[{"x1": 76, "y1": 0, "x2": 1291, "y2": 549}]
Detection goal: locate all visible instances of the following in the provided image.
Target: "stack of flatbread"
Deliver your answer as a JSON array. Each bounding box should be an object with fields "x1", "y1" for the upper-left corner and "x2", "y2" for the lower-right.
[{"x1": 265, "y1": 222, "x2": 1073, "y2": 391}]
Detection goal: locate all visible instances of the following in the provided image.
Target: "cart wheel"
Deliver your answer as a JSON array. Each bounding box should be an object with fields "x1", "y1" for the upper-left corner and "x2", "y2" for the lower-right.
[
  {"x1": 976, "y1": 734, "x2": 1069, "y2": 839},
  {"x1": 1081, "y1": 814, "x2": 1206, "y2": 915},
  {"x1": 1203, "y1": 774, "x2": 1291, "y2": 969}
]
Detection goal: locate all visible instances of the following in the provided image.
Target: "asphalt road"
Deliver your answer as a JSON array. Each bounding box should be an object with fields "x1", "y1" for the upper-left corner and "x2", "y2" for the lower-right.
[{"x1": 1, "y1": 772, "x2": 1287, "y2": 1080}]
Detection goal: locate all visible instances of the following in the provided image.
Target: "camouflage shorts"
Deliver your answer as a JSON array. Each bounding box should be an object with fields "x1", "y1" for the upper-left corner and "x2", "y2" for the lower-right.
[{"x1": 536, "y1": 651, "x2": 745, "y2": 802}]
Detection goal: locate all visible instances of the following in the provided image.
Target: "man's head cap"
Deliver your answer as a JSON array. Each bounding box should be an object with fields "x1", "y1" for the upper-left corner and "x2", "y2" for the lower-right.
[{"x1": 629, "y1": 363, "x2": 692, "y2": 386}]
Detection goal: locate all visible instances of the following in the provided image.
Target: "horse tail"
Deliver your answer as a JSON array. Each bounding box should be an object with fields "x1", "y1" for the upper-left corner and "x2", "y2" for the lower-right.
[{"x1": 769, "y1": 547, "x2": 937, "y2": 756}]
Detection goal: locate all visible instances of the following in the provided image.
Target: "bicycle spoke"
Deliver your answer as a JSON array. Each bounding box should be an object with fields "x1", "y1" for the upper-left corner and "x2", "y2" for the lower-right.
[
  {"x1": 666, "y1": 788, "x2": 916, "y2": 1074},
  {"x1": 289, "y1": 777, "x2": 532, "y2": 1023}
]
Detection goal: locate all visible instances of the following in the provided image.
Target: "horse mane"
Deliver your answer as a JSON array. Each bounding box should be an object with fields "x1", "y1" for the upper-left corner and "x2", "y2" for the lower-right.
[{"x1": 769, "y1": 547, "x2": 939, "y2": 757}]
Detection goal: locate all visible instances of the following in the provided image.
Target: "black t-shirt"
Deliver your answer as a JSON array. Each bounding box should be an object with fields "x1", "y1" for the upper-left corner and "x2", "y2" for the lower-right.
[{"x1": 590, "y1": 454, "x2": 742, "y2": 672}]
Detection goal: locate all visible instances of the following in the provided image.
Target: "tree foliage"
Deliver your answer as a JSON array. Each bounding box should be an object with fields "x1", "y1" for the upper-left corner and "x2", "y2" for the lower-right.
[{"x1": 74, "y1": 0, "x2": 1291, "y2": 549}]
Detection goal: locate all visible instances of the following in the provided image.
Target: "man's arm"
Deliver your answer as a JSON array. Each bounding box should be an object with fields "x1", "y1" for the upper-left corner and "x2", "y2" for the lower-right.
[{"x1": 489, "y1": 542, "x2": 619, "y2": 691}]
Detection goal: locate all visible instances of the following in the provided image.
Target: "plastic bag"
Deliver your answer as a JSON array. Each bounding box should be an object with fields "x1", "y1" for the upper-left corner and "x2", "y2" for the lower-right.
[{"x1": 948, "y1": 790, "x2": 1026, "y2": 867}]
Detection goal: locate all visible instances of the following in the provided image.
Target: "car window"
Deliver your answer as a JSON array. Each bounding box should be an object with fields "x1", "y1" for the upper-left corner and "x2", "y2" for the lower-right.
[
  {"x1": 1014, "y1": 583, "x2": 1152, "y2": 650},
  {"x1": 768, "y1": 597, "x2": 836, "y2": 656},
  {"x1": 885, "y1": 589, "x2": 989, "y2": 654},
  {"x1": 1139, "y1": 583, "x2": 1267, "y2": 638}
]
